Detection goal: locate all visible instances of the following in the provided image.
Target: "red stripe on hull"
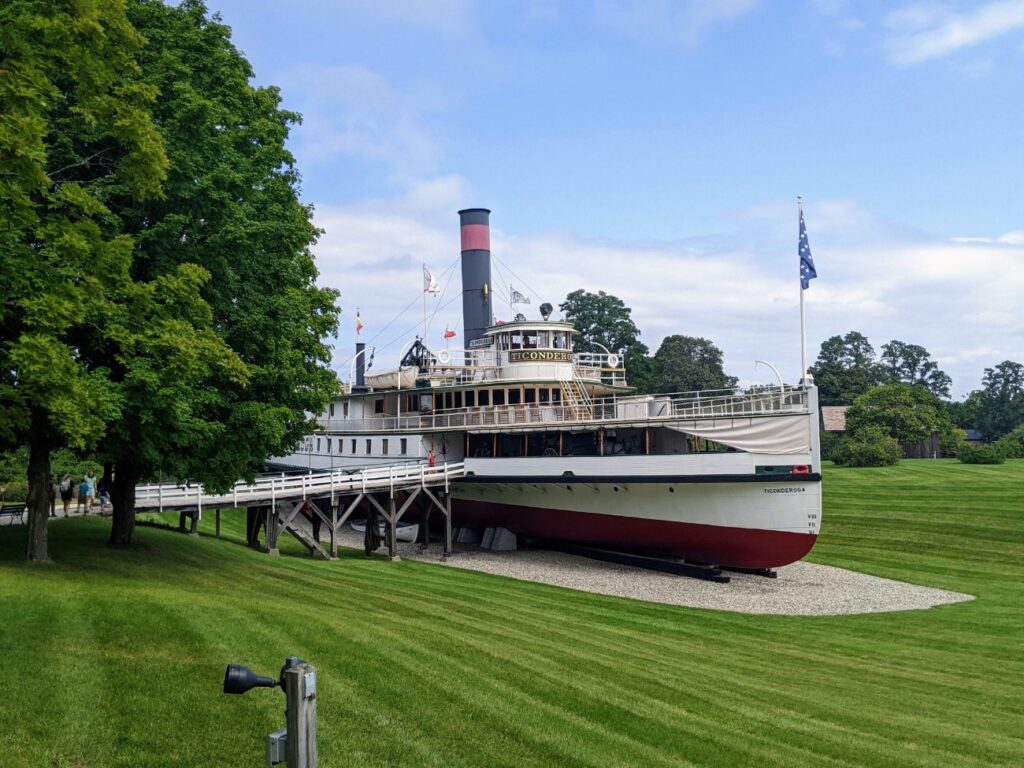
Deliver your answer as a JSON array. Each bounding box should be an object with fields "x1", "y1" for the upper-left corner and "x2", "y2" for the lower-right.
[{"x1": 453, "y1": 499, "x2": 817, "y2": 569}]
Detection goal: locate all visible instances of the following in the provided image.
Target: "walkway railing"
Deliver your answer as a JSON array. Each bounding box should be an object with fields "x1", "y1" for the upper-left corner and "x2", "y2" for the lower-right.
[
  {"x1": 316, "y1": 386, "x2": 808, "y2": 434},
  {"x1": 133, "y1": 462, "x2": 465, "y2": 513}
]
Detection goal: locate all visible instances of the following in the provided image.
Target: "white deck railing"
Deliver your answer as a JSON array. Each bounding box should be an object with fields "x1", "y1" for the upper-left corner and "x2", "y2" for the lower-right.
[
  {"x1": 316, "y1": 386, "x2": 807, "y2": 434},
  {"x1": 133, "y1": 462, "x2": 465, "y2": 513}
]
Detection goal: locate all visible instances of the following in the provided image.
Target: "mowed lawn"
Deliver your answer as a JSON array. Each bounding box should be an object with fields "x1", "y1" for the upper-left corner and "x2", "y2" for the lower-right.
[{"x1": 0, "y1": 462, "x2": 1021, "y2": 768}]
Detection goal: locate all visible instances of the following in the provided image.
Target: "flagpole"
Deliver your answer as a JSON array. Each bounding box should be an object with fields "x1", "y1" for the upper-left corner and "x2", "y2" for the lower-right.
[
  {"x1": 798, "y1": 196, "x2": 807, "y2": 384},
  {"x1": 422, "y1": 264, "x2": 427, "y2": 342}
]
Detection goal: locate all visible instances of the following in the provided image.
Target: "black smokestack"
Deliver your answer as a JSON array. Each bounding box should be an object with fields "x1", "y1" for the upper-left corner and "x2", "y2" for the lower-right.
[
  {"x1": 458, "y1": 208, "x2": 493, "y2": 347},
  {"x1": 355, "y1": 342, "x2": 366, "y2": 390}
]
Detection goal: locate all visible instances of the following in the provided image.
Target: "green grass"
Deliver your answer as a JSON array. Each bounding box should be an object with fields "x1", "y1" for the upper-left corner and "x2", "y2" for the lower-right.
[{"x1": 1, "y1": 460, "x2": 1022, "y2": 767}]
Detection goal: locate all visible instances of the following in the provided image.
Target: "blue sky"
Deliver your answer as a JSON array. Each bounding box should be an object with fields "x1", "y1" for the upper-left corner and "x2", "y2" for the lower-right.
[{"x1": 201, "y1": 0, "x2": 1024, "y2": 397}]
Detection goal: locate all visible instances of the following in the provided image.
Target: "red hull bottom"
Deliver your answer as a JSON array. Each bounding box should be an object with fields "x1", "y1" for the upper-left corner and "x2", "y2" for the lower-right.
[{"x1": 453, "y1": 498, "x2": 817, "y2": 569}]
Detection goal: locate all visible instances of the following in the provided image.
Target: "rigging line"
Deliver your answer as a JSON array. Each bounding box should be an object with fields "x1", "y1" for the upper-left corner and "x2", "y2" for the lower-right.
[
  {"x1": 379, "y1": 292, "x2": 464, "y2": 358},
  {"x1": 426, "y1": 257, "x2": 461, "y2": 332},
  {"x1": 491, "y1": 250, "x2": 546, "y2": 305},
  {"x1": 334, "y1": 290, "x2": 423, "y2": 370}
]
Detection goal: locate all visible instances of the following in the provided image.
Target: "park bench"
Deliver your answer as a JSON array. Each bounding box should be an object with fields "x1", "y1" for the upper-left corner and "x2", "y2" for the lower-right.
[{"x1": 0, "y1": 504, "x2": 25, "y2": 526}]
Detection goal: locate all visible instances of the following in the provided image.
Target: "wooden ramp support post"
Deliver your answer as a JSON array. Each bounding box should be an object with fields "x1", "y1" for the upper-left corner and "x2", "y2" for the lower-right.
[{"x1": 283, "y1": 660, "x2": 318, "y2": 768}]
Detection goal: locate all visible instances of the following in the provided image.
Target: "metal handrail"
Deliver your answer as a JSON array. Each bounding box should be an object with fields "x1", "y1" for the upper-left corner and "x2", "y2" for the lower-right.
[
  {"x1": 133, "y1": 461, "x2": 465, "y2": 512},
  {"x1": 314, "y1": 385, "x2": 807, "y2": 434}
]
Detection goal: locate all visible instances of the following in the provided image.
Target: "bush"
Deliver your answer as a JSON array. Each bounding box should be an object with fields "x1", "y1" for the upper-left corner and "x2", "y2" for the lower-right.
[
  {"x1": 833, "y1": 425, "x2": 901, "y2": 467},
  {"x1": 820, "y1": 431, "x2": 847, "y2": 462},
  {"x1": 994, "y1": 424, "x2": 1024, "y2": 459},
  {"x1": 958, "y1": 443, "x2": 1007, "y2": 465}
]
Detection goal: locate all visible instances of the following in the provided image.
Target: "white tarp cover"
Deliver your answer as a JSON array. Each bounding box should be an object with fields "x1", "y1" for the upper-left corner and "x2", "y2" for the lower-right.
[{"x1": 667, "y1": 414, "x2": 810, "y2": 454}]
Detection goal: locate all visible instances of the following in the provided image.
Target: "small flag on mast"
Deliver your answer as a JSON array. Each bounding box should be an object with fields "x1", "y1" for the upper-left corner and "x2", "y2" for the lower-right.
[
  {"x1": 423, "y1": 265, "x2": 439, "y2": 294},
  {"x1": 510, "y1": 286, "x2": 530, "y2": 304},
  {"x1": 355, "y1": 309, "x2": 364, "y2": 335},
  {"x1": 444, "y1": 325, "x2": 456, "y2": 340},
  {"x1": 799, "y1": 210, "x2": 817, "y2": 289}
]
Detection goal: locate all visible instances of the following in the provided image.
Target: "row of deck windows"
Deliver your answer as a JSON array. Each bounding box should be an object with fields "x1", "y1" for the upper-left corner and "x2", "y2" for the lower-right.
[
  {"x1": 434, "y1": 386, "x2": 563, "y2": 411},
  {"x1": 315, "y1": 437, "x2": 408, "y2": 456}
]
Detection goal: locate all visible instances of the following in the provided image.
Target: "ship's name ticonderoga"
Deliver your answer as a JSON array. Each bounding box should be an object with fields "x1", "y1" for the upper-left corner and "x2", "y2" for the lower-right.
[
  {"x1": 763, "y1": 487, "x2": 807, "y2": 494},
  {"x1": 508, "y1": 350, "x2": 573, "y2": 363}
]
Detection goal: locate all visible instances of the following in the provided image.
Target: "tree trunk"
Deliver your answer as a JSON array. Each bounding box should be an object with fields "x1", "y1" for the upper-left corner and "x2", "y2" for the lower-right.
[
  {"x1": 25, "y1": 409, "x2": 53, "y2": 563},
  {"x1": 109, "y1": 456, "x2": 138, "y2": 547}
]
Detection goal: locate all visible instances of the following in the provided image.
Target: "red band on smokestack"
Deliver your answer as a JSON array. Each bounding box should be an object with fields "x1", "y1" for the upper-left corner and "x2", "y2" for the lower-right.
[{"x1": 461, "y1": 224, "x2": 490, "y2": 252}]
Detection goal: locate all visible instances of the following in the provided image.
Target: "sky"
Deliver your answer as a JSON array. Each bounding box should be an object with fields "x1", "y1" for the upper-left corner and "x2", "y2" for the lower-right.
[{"x1": 200, "y1": 0, "x2": 1024, "y2": 398}]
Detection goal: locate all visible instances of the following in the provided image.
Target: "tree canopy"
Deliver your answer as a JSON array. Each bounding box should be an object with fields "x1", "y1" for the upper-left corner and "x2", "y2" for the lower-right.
[
  {"x1": 879, "y1": 340, "x2": 952, "y2": 399},
  {"x1": 560, "y1": 289, "x2": 651, "y2": 390},
  {"x1": 808, "y1": 331, "x2": 886, "y2": 405},
  {"x1": 650, "y1": 335, "x2": 737, "y2": 393},
  {"x1": 0, "y1": 0, "x2": 174, "y2": 560},
  {"x1": 845, "y1": 383, "x2": 957, "y2": 448},
  {"x1": 975, "y1": 360, "x2": 1024, "y2": 441}
]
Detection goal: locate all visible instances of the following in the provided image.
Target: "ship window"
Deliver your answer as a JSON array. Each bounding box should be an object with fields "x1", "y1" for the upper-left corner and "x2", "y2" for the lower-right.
[
  {"x1": 539, "y1": 388, "x2": 550, "y2": 403},
  {"x1": 454, "y1": 391, "x2": 463, "y2": 408},
  {"x1": 508, "y1": 388, "x2": 521, "y2": 405},
  {"x1": 327, "y1": 438, "x2": 332, "y2": 453},
  {"x1": 316, "y1": 438, "x2": 321, "y2": 452},
  {"x1": 338, "y1": 439, "x2": 344, "y2": 455},
  {"x1": 444, "y1": 391, "x2": 453, "y2": 409},
  {"x1": 351, "y1": 439, "x2": 356, "y2": 454},
  {"x1": 551, "y1": 388, "x2": 562, "y2": 403},
  {"x1": 365, "y1": 439, "x2": 372, "y2": 455},
  {"x1": 374, "y1": 399, "x2": 384, "y2": 414},
  {"x1": 465, "y1": 390, "x2": 476, "y2": 407},
  {"x1": 523, "y1": 333, "x2": 538, "y2": 348},
  {"x1": 524, "y1": 388, "x2": 536, "y2": 404},
  {"x1": 407, "y1": 394, "x2": 418, "y2": 412},
  {"x1": 382, "y1": 439, "x2": 389, "y2": 456},
  {"x1": 400, "y1": 438, "x2": 407, "y2": 455},
  {"x1": 510, "y1": 334, "x2": 522, "y2": 350},
  {"x1": 479, "y1": 389, "x2": 490, "y2": 406},
  {"x1": 538, "y1": 331, "x2": 550, "y2": 348},
  {"x1": 493, "y1": 389, "x2": 506, "y2": 406},
  {"x1": 343, "y1": 402, "x2": 349, "y2": 417},
  {"x1": 435, "y1": 393, "x2": 443, "y2": 411},
  {"x1": 329, "y1": 403, "x2": 335, "y2": 417}
]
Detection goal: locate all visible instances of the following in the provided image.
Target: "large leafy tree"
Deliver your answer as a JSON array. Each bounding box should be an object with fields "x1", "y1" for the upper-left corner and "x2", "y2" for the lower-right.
[
  {"x1": 97, "y1": 0, "x2": 339, "y2": 544},
  {"x1": 975, "y1": 360, "x2": 1024, "y2": 441},
  {"x1": 879, "y1": 340, "x2": 952, "y2": 399},
  {"x1": 808, "y1": 331, "x2": 886, "y2": 405},
  {"x1": 0, "y1": 0, "x2": 171, "y2": 560},
  {"x1": 845, "y1": 383, "x2": 957, "y2": 449},
  {"x1": 560, "y1": 289, "x2": 651, "y2": 390},
  {"x1": 650, "y1": 335, "x2": 737, "y2": 394}
]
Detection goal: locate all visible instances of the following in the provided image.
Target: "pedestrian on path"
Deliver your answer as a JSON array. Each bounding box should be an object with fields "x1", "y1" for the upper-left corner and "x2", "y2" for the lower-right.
[
  {"x1": 59, "y1": 474, "x2": 73, "y2": 516},
  {"x1": 84, "y1": 470, "x2": 97, "y2": 513},
  {"x1": 48, "y1": 474, "x2": 57, "y2": 518},
  {"x1": 77, "y1": 477, "x2": 89, "y2": 515}
]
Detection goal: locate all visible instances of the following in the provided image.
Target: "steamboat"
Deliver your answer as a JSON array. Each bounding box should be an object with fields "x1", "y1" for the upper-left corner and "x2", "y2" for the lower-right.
[{"x1": 274, "y1": 209, "x2": 822, "y2": 569}]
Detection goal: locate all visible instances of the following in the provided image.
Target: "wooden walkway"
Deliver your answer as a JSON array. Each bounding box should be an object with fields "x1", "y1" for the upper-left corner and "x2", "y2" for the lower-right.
[{"x1": 135, "y1": 462, "x2": 465, "y2": 561}]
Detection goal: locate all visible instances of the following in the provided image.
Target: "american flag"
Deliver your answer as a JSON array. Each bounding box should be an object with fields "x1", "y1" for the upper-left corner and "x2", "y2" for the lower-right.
[{"x1": 799, "y1": 209, "x2": 817, "y2": 289}]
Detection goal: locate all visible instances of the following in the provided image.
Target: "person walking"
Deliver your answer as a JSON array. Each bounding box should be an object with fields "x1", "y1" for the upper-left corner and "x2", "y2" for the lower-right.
[
  {"x1": 84, "y1": 470, "x2": 97, "y2": 514},
  {"x1": 77, "y1": 477, "x2": 89, "y2": 515},
  {"x1": 48, "y1": 474, "x2": 57, "y2": 518},
  {"x1": 59, "y1": 473, "x2": 73, "y2": 516}
]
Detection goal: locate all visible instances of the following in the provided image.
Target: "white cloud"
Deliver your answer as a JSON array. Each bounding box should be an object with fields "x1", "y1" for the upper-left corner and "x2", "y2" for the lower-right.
[
  {"x1": 885, "y1": 0, "x2": 1024, "y2": 65},
  {"x1": 595, "y1": 0, "x2": 762, "y2": 46},
  {"x1": 312, "y1": 193, "x2": 1024, "y2": 398}
]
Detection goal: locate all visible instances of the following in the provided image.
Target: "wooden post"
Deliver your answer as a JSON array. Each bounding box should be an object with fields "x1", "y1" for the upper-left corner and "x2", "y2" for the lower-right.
[
  {"x1": 444, "y1": 492, "x2": 452, "y2": 558},
  {"x1": 645, "y1": 427, "x2": 650, "y2": 455},
  {"x1": 559, "y1": 432, "x2": 563, "y2": 456},
  {"x1": 215, "y1": 508, "x2": 221, "y2": 538},
  {"x1": 599, "y1": 429, "x2": 604, "y2": 457},
  {"x1": 492, "y1": 434, "x2": 497, "y2": 458},
  {"x1": 387, "y1": 496, "x2": 398, "y2": 561},
  {"x1": 283, "y1": 662, "x2": 318, "y2": 768}
]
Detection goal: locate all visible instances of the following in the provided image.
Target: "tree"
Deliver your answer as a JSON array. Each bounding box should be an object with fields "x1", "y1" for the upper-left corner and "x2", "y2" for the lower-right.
[
  {"x1": 879, "y1": 340, "x2": 952, "y2": 399},
  {"x1": 650, "y1": 335, "x2": 737, "y2": 393},
  {"x1": 0, "y1": 0, "x2": 169, "y2": 561},
  {"x1": 975, "y1": 360, "x2": 1024, "y2": 441},
  {"x1": 947, "y1": 390, "x2": 984, "y2": 431},
  {"x1": 808, "y1": 331, "x2": 885, "y2": 405},
  {"x1": 97, "y1": 0, "x2": 340, "y2": 545},
  {"x1": 560, "y1": 290, "x2": 650, "y2": 391},
  {"x1": 845, "y1": 383, "x2": 957, "y2": 449}
]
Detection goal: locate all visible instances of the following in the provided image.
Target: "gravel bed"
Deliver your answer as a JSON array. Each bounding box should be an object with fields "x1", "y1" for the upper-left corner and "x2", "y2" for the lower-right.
[{"x1": 332, "y1": 527, "x2": 974, "y2": 616}]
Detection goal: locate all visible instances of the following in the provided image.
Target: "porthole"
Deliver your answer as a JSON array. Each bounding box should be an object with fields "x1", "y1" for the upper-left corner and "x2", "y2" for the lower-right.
[{"x1": 669, "y1": 487, "x2": 675, "y2": 493}]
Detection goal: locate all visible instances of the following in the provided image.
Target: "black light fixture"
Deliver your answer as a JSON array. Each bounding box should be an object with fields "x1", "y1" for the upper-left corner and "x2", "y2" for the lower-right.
[
  {"x1": 223, "y1": 664, "x2": 278, "y2": 695},
  {"x1": 539, "y1": 302, "x2": 553, "y2": 320}
]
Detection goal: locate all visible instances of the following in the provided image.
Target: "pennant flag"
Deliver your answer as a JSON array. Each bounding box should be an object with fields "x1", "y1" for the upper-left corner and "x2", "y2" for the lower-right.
[
  {"x1": 510, "y1": 286, "x2": 530, "y2": 304},
  {"x1": 799, "y1": 210, "x2": 817, "y2": 290},
  {"x1": 423, "y1": 264, "x2": 439, "y2": 294},
  {"x1": 444, "y1": 326, "x2": 456, "y2": 340},
  {"x1": 355, "y1": 309, "x2": 364, "y2": 335}
]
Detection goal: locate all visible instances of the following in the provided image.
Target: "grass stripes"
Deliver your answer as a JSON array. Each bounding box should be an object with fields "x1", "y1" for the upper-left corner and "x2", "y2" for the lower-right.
[{"x1": 0, "y1": 460, "x2": 1021, "y2": 766}]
